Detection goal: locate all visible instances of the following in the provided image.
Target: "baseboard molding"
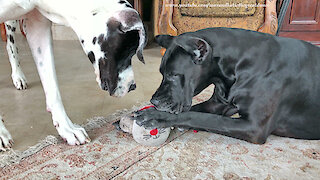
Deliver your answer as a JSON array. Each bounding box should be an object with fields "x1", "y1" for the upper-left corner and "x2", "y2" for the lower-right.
[{"x1": 279, "y1": 31, "x2": 320, "y2": 46}]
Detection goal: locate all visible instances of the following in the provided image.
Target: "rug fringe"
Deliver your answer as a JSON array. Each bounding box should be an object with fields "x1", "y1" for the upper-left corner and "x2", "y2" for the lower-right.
[
  {"x1": 0, "y1": 101, "x2": 150, "y2": 168},
  {"x1": 0, "y1": 135, "x2": 58, "y2": 168},
  {"x1": 83, "y1": 101, "x2": 150, "y2": 131}
]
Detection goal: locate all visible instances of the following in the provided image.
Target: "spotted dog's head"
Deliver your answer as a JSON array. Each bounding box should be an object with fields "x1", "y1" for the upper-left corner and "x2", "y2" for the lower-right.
[
  {"x1": 151, "y1": 34, "x2": 213, "y2": 114},
  {"x1": 79, "y1": 2, "x2": 146, "y2": 97}
]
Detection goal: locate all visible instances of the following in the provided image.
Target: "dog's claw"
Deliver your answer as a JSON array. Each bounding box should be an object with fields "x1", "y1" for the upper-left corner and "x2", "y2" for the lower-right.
[
  {"x1": 134, "y1": 119, "x2": 143, "y2": 126},
  {"x1": 11, "y1": 71, "x2": 28, "y2": 90},
  {"x1": 55, "y1": 119, "x2": 90, "y2": 146},
  {"x1": 0, "y1": 117, "x2": 14, "y2": 152},
  {"x1": 133, "y1": 111, "x2": 142, "y2": 117},
  {"x1": 85, "y1": 137, "x2": 91, "y2": 143},
  {"x1": 9, "y1": 140, "x2": 14, "y2": 146},
  {"x1": 75, "y1": 140, "x2": 80, "y2": 146}
]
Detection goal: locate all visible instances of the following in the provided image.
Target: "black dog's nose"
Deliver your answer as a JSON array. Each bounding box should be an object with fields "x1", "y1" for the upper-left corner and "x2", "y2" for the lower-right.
[
  {"x1": 150, "y1": 98, "x2": 160, "y2": 107},
  {"x1": 128, "y1": 83, "x2": 136, "y2": 92}
]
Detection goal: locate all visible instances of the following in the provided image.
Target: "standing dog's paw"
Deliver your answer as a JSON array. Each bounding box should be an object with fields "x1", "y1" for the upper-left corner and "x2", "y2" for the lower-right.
[
  {"x1": 0, "y1": 116, "x2": 14, "y2": 151},
  {"x1": 11, "y1": 70, "x2": 27, "y2": 90},
  {"x1": 53, "y1": 118, "x2": 90, "y2": 146}
]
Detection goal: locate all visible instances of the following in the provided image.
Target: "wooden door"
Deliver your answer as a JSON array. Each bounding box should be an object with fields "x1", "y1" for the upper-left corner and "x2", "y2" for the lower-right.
[{"x1": 279, "y1": 0, "x2": 320, "y2": 45}]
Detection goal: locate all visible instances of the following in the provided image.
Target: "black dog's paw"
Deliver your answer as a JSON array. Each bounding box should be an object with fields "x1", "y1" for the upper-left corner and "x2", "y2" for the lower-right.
[
  {"x1": 132, "y1": 107, "x2": 156, "y2": 126},
  {"x1": 140, "y1": 119, "x2": 169, "y2": 129},
  {"x1": 132, "y1": 108, "x2": 175, "y2": 128}
]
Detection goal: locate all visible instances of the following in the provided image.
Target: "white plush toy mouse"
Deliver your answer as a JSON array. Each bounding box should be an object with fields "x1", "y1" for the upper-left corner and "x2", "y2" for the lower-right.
[{"x1": 114, "y1": 105, "x2": 171, "y2": 146}]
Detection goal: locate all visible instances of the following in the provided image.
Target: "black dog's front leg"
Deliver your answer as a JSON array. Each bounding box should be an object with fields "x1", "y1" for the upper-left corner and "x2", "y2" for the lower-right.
[
  {"x1": 135, "y1": 109, "x2": 268, "y2": 144},
  {"x1": 192, "y1": 79, "x2": 238, "y2": 116},
  {"x1": 175, "y1": 112, "x2": 269, "y2": 144},
  {"x1": 190, "y1": 100, "x2": 238, "y2": 116}
]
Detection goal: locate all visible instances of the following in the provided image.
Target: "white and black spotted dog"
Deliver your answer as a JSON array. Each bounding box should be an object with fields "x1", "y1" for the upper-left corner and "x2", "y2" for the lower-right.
[{"x1": 0, "y1": 0, "x2": 146, "y2": 151}]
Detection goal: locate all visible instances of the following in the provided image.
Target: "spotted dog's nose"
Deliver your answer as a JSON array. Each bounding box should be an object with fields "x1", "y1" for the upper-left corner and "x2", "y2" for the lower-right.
[
  {"x1": 128, "y1": 83, "x2": 136, "y2": 92},
  {"x1": 101, "y1": 81, "x2": 108, "y2": 91}
]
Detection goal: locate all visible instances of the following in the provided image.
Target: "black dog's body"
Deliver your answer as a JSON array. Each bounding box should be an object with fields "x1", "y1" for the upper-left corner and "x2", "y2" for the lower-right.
[{"x1": 135, "y1": 28, "x2": 320, "y2": 144}]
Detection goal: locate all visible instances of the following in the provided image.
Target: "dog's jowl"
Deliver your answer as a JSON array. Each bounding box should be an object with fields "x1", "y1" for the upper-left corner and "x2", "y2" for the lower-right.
[
  {"x1": 0, "y1": 0, "x2": 146, "y2": 150},
  {"x1": 135, "y1": 27, "x2": 320, "y2": 144}
]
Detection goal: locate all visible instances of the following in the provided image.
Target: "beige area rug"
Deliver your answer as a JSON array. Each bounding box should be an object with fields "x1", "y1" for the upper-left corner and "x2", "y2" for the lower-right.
[{"x1": 0, "y1": 86, "x2": 320, "y2": 179}]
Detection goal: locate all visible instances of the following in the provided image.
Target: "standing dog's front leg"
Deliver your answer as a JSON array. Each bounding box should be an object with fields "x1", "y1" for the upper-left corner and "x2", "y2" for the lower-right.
[
  {"x1": 25, "y1": 10, "x2": 90, "y2": 145},
  {"x1": 4, "y1": 20, "x2": 28, "y2": 90},
  {"x1": 0, "y1": 116, "x2": 13, "y2": 151}
]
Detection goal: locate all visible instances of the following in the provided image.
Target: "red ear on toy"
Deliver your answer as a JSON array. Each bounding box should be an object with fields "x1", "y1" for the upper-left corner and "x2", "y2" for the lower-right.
[
  {"x1": 150, "y1": 129, "x2": 158, "y2": 135},
  {"x1": 139, "y1": 105, "x2": 155, "y2": 111}
]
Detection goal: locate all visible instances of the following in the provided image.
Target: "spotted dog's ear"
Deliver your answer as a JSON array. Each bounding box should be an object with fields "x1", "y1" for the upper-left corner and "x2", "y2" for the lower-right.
[
  {"x1": 118, "y1": 10, "x2": 147, "y2": 64},
  {"x1": 154, "y1": 35, "x2": 175, "y2": 49},
  {"x1": 176, "y1": 36, "x2": 211, "y2": 65}
]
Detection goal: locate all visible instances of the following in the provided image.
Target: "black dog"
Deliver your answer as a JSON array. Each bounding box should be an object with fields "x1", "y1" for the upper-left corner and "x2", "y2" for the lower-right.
[{"x1": 134, "y1": 27, "x2": 320, "y2": 144}]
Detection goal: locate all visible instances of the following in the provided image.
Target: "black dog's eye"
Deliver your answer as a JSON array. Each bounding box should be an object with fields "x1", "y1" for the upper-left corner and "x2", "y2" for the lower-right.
[
  {"x1": 167, "y1": 73, "x2": 178, "y2": 77},
  {"x1": 166, "y1": 73, "x2": 181, "y2": 81}
]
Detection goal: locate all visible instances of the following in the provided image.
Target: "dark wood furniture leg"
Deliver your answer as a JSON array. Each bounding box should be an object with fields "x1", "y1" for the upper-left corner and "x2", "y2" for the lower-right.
[
  {"x1": 158, "y1": 0, "x2": 178, "y2": 56},
  {"x1": 134, "y1": 0, "x2": 143, "y2": 18},
  {"x1": 0, "y1": 23, "x2": 6, "y2": 42},
  {"x1": 257, "y1": 0, "x2": 278, "y2": 34}
]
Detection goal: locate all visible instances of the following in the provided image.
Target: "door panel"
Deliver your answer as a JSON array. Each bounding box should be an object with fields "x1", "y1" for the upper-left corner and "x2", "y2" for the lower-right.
[
  {"x1": 279, "y1": 0, "x2": 320, "y2": 45},
  {"x1": 281, "y1": 0, "x2": 320, "y2": 31}
]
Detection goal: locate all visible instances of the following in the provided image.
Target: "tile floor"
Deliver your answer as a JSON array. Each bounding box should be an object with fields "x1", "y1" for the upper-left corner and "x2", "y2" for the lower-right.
[{"x1": 0, "y1": 35, "x2": 163, "y2": 151}]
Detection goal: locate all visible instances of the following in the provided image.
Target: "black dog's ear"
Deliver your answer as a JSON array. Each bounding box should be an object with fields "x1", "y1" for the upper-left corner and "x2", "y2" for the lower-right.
[
  {"x1": 176, "y1": 37, "x2": 211, "y2": 65},
  {"x1": 155, "y1": 35, "x2": 175, "y2": 48}
]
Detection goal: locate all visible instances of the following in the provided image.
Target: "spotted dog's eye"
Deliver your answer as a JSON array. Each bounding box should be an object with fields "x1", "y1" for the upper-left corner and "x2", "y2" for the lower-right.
[
  {"x1": 118, "y1": 25, "x2": 126, "y2": 34},
  {"x1": 118, "y1": 29, "x2": 125, "y2": 34}
]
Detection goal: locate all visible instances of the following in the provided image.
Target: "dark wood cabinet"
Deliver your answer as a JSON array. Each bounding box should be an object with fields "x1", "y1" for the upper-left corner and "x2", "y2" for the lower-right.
[
  {"x1": 127, "y1": 0, "x2": 143, "y2": 18},
  {"x1": 279, "y1": 0, "x2": 320, "y2": 45}
]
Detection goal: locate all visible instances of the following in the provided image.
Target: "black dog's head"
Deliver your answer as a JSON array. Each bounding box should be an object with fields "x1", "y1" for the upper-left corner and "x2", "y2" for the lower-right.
[
  {"x1": 80, "y1": 8, "x2": 146, "y2": 97},
  {"x1": 152, "y1": 34, "x2": 213, "y2": 114}
]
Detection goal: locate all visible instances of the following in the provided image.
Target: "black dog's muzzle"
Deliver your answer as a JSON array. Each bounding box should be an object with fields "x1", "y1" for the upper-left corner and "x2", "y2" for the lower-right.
[{"x1": 150, "y1": 97, "x2": 189, "y2": 114}]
